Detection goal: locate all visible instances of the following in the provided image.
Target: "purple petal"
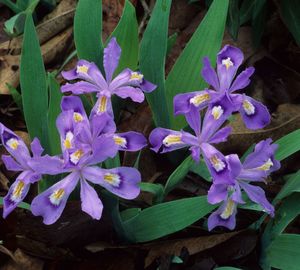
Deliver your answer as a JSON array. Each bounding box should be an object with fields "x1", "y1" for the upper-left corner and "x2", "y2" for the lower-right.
[
  {"x1": 61, "y1": 81, "x2": 99, "y2": 95},
  {"x1": 201, "y1": 57, "x2": 220, "y2": 90},
  {"x1": 185, "y1": 106, "x2": 201, "y2": 136},
  {"x1": 104, "y1": 37, "x2": 121, "y2": 83},
  {"x1": 2, "y1": 155, "x2": 23, "y2": 171},
  {"x1": 229, "y1": 67, "x2": 255, "y2": 93},
  {"x1": 207, "y1": 183, "x2": 228, "y2": 204},
  {"x1": 91, "y1": 95, "x2": 114, "y2": 117},
  {"x1": 208, "y1": 126, "x2": 232, "y2": 144},
  {"x1": 82, "y1": 166, "x2": 141, "y2": 199},
  {"x1": 30, "y1": 138, "x2": 44, "y2": 157},
  {"x1": 61, "y1": 96, "x2": 88, "y2": 119},
  {"x1": 114, "y1": 86, "x2": 145, "y2": 103},
  {"x1": 140, "y1": 79, "x2": 157, "y2": 93},
  {"x1": 110, "y1": 69, "x2": 131, "y2": 90},
  {"x1": 91, "y1": 113, "x2": 116, "y2": 139},
  {"x1": 217, "y1": 45, "x2": 244, "y2": 91},
  {"x1": 28, "y1": 155, "x2": 65, "y2": 175},
  {"x1": 239, "y1": 181, "x2": 274, "y2": 217},
  {"x1": 190, "y1": 146, "x2": 201, "y2": 162},
  {"x1": 80, "y1": 179, "x2": 103, "y2": 220},
  {"x1": 2, "y1": 171, "x2": 31, "y2": 218},
  {"x1": 31, "y1": 172, "x2": 79, "y2": 225},
  {"x1": 239, "y1": 95, "x2": 270, "y2": 130},
  {"x1": 225, "y1": 154, "x2": 242, "y2": 179},
  {"x1": 61, "y1": 59, "x2": 107, "y2": 89},
  {"x1": 114, "y1": 132, "x2": 147, "y2": 151}
]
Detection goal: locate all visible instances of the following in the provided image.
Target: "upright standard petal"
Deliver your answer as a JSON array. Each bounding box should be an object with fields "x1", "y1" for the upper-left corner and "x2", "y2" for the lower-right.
[
  {"x1": 113, "y1": 132, "x2": 147, "y2": 151},
  {"x1": 208, "y1": 126, "x2": 232, "y2": 144},
  {"x1": 201, "y1": 57, "x2": 220, "y2": 90},
  {"x1": 103, "y1": 37, "x2": 121, "y2": 83},
  {"x1": 80, "y1": 178, "x2": 103, "y2": 220},
  {"x1": 184, "y1": 106, "x2": 201, "y2": 137},
  {"x1": 239, "y1": 95, "x2": 270, "y2": 130},
  {"x1": 61, "y1": 96, "x2": 88, "y2": 120},
  {"x1": 30, "y1": 138, "x2": 44, "y2": 157},
  {"x1": 31, "y1": 172, "x2": 79, "y2": 225},
  {"x1": 229, "y1": 67, "x2": 255, "y2": 93},
  {"x1": 82, "y1": 166, "x2": 141, "y2": 200},
  {"x1": 217, "y1": 45, "x2": 244, "y2": 91}
]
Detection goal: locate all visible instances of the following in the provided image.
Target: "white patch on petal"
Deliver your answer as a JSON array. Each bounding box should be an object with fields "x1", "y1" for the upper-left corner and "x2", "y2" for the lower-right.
[
  {"x1": 162, "y1": 134, "x2": 183, "y2": 147},
  {"x1": 70, "y1": 149, "x2": 84, "y2": 165},
  {"x1": 113, "y1": 135, "x2": 127, "y2": 148},
  {"x1": 130, "y1": 72, "x2": 144, "y2": 83},
  {"x1": 76, "y1": 65, "x2": 89, "y2": 74},
  {"x1": 104, "y1": 173, "x2": 121, "y2": 187},
  {"x1": 242, "y1": 100, "x2": 255, "y2": 116},
  {"x1": 211, "y1": 106, "x2": 224, "y2": 120},
  {"x1": 210, "y1": 155, "x2": 226, "y2": 172},
  {"x1": 49, "y1": 188, "x2": 65, "y2": 206},
  {"x1": 220, "y1": 199, "x2": 235, "y2": 219},
  {"x1": 256, "y1": 158, "x2": 273, "y2": 171},
  {"x1": 63, "y1": 131, "x2": 74, "y2": 149},
  {"x1": 6, "y1": 138, "x2": 19, "y2": 150},
  {"x1": 11, "y1": 180, "x2": 25, "y2": 202},
  {"x1": 190, "y1": 93, "x2": 210, "y2": 107},
  {"x1": 222, "y1": 57, "x2": 234, "y2": 70},
  {"x1": 73, "y1": 112, "x2": 83, "y2": 122}
]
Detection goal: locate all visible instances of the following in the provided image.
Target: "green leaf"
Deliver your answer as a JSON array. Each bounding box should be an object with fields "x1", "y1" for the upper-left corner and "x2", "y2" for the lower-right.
[
  {"x1": 47, "y1": 72, "x2": 62, "y2": 155},
  {"x1": 251, "y1": 0, "x2": 267, "y2": 48},
  {"x1": 167, "y1": 32, "x2": 178, "y2": 56},
  {"x1": 140, "y1": 182, "x2": 164, "y2": 204},
  {"x1": 0, "y1": 197, "x2": 30, "y2": 210},
  {"x1": 109, "y1": 0, "x2": 138, "y2": 73},
  {"x1": 190, "y1": 159, "x2": 211, "y2": 182},
  {"x1": 279, "y1": 0, "x2": 300, "y2": 46},
  {"x1": 239, "y1": 0, "x2": 254, "y2": 25},
  {"x1": 20, "y1": 14, "x2": 50, "y2": 153},
  {"x1": 166, "y1": 0, "x2": 229, "y2": 129},
  {"x1": 140, "y1": 0, "x2": 172, "y2": 128},
  {"x1": 227, "y1": 0, "x2": 240, "y2": 40},
  {"x1": 74, "y1": 0, "x2": 103, "y2": 67},
  {"x1": 215, "y1": 267, "x2": 242, "y2": 270},
  {"x1": 275, "y1": 129, "x2": 300, "y2": 161},
  {"x1": 164, "y1": 156, "x2": 195, "y2": 196},
  {"x1": 120, "y1": 208, "x2": 141, "y2": 222},
  {"x1": 6, "y1": 83, "x2": 23, "y2": 114},
  {"x1": 266, "y1": 234, "x2": 300, "y2": 270},
  {"x1": 4, "y1": 12, "x2": 26, "y2": 36},
  {"x1": 122, "y1": 195, "x2": 216, "y2": 242},
  {"x1": 0, "y1": 0, "x2": 22, "y2": 13}
]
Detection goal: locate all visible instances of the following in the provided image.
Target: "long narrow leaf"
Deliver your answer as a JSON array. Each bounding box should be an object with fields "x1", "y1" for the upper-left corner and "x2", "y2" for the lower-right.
[{"x1": 275, "y1": 129, "x2": 300, "y2": 161}]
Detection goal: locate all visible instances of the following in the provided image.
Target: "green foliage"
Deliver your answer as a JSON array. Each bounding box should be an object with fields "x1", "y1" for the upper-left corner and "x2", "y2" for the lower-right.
[
  {"x1": 166, "y1": 0, "x2": 229, "y2": 129},
  {"x1": 74, "y1": 0, "x2": 103, "y2": 68},
  {"x1": 275, "y1": 129, "x2": 300, "y2": 161},
  {"x1": 227, "y1": 0, "x2": 240, "y2": 40},
  {"x1": 6, "y1": 84, "x2": 23, "y2": 114},
  {"x1": 140, "y1": 0, "x2": 172, "y2": 128},
  {"x1": 140, "y1": 182, "x2": 164, "y2": 204}
]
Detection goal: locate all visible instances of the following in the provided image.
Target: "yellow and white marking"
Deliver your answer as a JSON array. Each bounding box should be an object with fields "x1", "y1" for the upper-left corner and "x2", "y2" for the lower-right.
[
  {"x1": 97, "y1": 96, "x2": 107, "y2": 113},
  {"x1": 242, "y1": 100, "x2": 255, "y2": 115},
  {"x1": 6, "y1": 138, "x2": 19, "y2": 150},
  {"x1": 11, "y1": 180, "x2": 25, "y2": 202},
  {"x1": 256, "y1": 158, "x2": 273, "y2": 171},
  {"x1": 210, "y1": 155, "x2": 226, "y2": 172},
  {"x1": 163, "y1": 134, "x2": 183, "y2": 147},
  {"x1": 73, "y1": 112, "x2": 83, "y2": 122},
  {"x1": 113, "y1": 135, "x2": 127, "y2": 148},
  {"x1": 220, "y1": 199, "x2": 235, "y2": 219},
  {"x1": 76, "y1": 65, "x2": 89, "y2": 74},
  {"x1": 222, "y1": 57, "x2": 234, "y2": 70},
  {"x1": 63, "y1": 131, "x2": 74, "y2": 149},
  {"x1": 190, "y1": 93, "x2": 210, "y2": 107},
  {"x1": 212, "y1": 106, "x2": 224, "y2": 120},
  {"x1": 70, "y1": 149, "x2": 84, "y2": 165},
  {"x1": 49, "y1": 188, "x2": 65, "y2": 206},
  {"x1": 104, "y1": 173, "x2": 121, "y2": 187},
  {"x1": 130, "y1": 72, "x2": 144, "y2": 82}
]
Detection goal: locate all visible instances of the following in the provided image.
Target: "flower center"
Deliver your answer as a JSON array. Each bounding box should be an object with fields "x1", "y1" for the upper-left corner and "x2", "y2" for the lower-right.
[
  {"x1": 210, "y1": 155, "x2": 226, "y2": 172},
  {"x1": 63, "y1": 131, "x2": 74, "y2": 149},
  {"x1": 222, "y1": 57, "x2": 234, "y2": 70},
  {"x1": 6, "y1": 138, "x2": 19, "y2": 150},
  {"x1": 97, "y1": 96, "x2": 107, "y2": 113},
  {"x1": 76, "y1": 65, "x2": 89, "y2": 74},
  {"x1": 113, "y1": 135, "x2": 127, "y2": 148},
  {"x1": 70, "y1": 149, "x2": 84, "y2": 165},
  {"x1": 220, "y1": 199, "x2": 235, "y2": 219},
  {"x1": 130, "y1": 72, "x2": 143, "y2": 82},
  {"x1": 190, "y1": 93, "x2": 210, "y2": 106},
  {"x1": 256, "y1": 158, "x2": 273, "y2": 171},
  {"x1": 242, "y1": 100, "x2": 255, "y2": 116},
  {"x1": 211, "y1": 106, "x2": 224, "y2": 120},
  {"x1": 163, "y1": 134, "x2": 183, "y2": 147},
  {"x1": 11, "y1": 180, "x2": 25, "y2": 202},
  {"x1": 104, "y1": 173, "x2": 121, "y2": 187},
  {"x1": 49, "y1": 188, "x2": 65, "y2": 206},
  {"x1": 73, "y1": 112, "x2": 83, "y2": 122}
]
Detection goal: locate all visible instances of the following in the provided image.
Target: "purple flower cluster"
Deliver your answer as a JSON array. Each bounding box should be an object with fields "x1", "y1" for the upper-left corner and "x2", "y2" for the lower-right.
[
  {"x1": 150, "y1": 45, "x2": 280, "y2": 230},
  {"x1": 0, "y1": 38, "x2": 154, "y2": 224}
]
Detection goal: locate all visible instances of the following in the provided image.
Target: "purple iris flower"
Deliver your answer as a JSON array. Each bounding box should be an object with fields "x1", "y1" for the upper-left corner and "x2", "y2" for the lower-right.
[
  {"x1": 28, "y1": 98, "x2": 142, "y2": 225},
  {"x1": 0, "y1": 124, "x2": 44, "y2": 218},
  {"x1": 207, "y1": 139, "x2": 280, "y2": 231},
  {"x1": 174, "y1": 45, "x2": 270, "y2": 130},
  {"x1": 150, "y1": 95, "x2": 236, "y2": 184},
  {"x1": 61, "y1": 37, "x2": 156, "y2": 116}
]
